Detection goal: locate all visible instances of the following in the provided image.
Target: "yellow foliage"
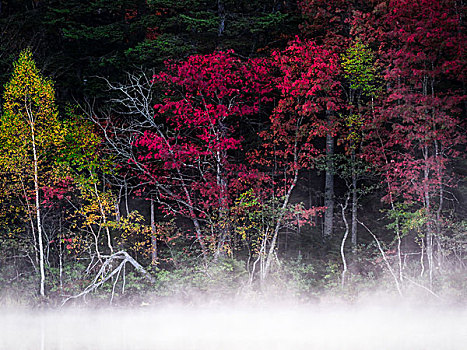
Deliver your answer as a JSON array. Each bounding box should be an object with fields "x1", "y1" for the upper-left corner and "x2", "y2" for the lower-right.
[
  {"x1": 0, "y1": 48, "x2": 67, "y2": 236},
  {"x1": 1, "y1": 48, "x2": 63, "y2": 166}
]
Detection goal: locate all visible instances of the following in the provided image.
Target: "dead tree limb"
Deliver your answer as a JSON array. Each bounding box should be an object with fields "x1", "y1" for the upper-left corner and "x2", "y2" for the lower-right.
[
  {"x1": 358, "y1": 220, "x2": 403, "y2": 297},
  {"x1": 402, "y1": 274, "x2": 443, "y2": 300},
  {"x1": 340, "y1": 194, "x2": 350, "y2": 288},
  {"x1": 61, "y1": 251, "x2": 154, "y2": 306}
]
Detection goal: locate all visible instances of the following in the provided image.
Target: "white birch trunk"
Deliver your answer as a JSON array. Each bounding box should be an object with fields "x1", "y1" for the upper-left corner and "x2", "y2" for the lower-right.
[{"x1": 28, "y1": 105, "x2": 45, "y2": 297}]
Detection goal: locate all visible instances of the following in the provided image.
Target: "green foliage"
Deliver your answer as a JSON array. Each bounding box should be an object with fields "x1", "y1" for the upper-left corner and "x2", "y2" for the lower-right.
[
  {"x1": 333, "y1": 154, "x2": 379, "y2": 187},
  {"x1": 277, "y1": 255, "x2": 317, "y2": 297},
  {"x1": 344, "y1": 113, "x2": 364, "y2": 147},
  {"x1": 147, "y1": 0, "x2": 297, "y2": 55},
  {"x1": 341, "y1": 40, "x2": 380, "y2": 99},
  {"x1": 232, "y1": 189, "x2": 317, "y2": 259},
  {"x1": 440, "y1": 220, "x2": 467, "y2": 269},
  {"x1": 340, "y1": 40, "x2": 382, "y2": 152},
  {"x1": 251, "y1": 12, "x2": 289, "y2": 34},
  {"x1": 0, "y1": 47, "x2": 66, "y2": 235},
  {"x1": 385, "y1": 203, "x2": 428, "y2": 240},
  {"x1": 60, "y1": 108, "x2": 114, "y2": 182},
  {"x1": 46, "y1": 262, "x2": 88, "y2": 294},
  {"x1": 151, "y1": 257, "x2": 248, "y2": 299},
  {"x1": 178, "y1": 13, "x2": 218, "y2": 34},
  {"x1": 124, "y1": 34, "x2": 192, "y2": 66},
  {"x1": 1, "y1": 48, "x2": 62, "y2": 150}
]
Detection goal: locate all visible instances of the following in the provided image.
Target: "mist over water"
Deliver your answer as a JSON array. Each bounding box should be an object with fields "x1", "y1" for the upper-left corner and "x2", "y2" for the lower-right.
[{"x1": 1, "y1": 300, "x2": 466, "y2": 350}]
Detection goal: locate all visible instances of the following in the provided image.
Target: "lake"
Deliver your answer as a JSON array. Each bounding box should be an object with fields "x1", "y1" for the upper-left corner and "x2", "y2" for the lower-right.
[{"x1": 1, "y1": 302, "x2": 466, "y2": 349}]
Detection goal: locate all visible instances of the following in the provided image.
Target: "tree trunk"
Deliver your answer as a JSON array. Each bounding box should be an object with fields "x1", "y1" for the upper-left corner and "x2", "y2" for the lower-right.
[
  {"x1": 263, "y1": 169, "x2": 299, "y2": 280},
  {"x1": 351, "y1": 151, "x2": 358, "y2": 248},
  {"x1": 424, "y1": 145, "x2": 434, "y2": 289},
  {"x1": 31, "y1": 124, "x2": 45, "y2": 297},
  {"x1": 192, "y1": 217, "x2": 208, "y2": 264},
  {"x1": 20, "y1": 178, "x2": 39, "y2": 265},
  {"x1": 179, "y1": 174, "x2": 208, "y2": 263},
  {"x1": 435, "y1": 140, "x2": 444, "y2": 270},
  {"x1": 115, "y1": 185, "x2": 123, "y2": 223},
  {"x1": 214, "y1": 149, "x2": 229, "y2": 261},
  {"x1": 378, "y1": 134, "x2": 404, "y2": 284},
  {"x1": 359, "y1": 220, "x2": 403, "y2": 296},
  {"x1": 92, "y1": 179, "x2": 113, "y2": 254},
  {"x1": 217, "y1": 0, "x2": 225, "y2": 37},
  {"x1": 150, "y1": 197, "x2": 158, "y2": 265},
  {"x1": 340, "y1": 195, "x2": 349, "y2": 288},
  {"x1": 323, "y1": 128, "x2": 335, "y2": 238},
  {"x1": 124, "y1": 179, "x2": 130, "y2": 217}
]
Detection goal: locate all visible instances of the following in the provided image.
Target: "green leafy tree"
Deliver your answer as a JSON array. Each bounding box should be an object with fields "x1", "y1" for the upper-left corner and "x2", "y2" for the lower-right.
[
  {"x1": 0, "y1": 48, "x2": 65, "y2": 297},
  {"x1": 340, "y1": 39, "x2": 381, "y2": 247},
  {"x1": 61, "y1": 113, "x2": 117, "y2": 259}
]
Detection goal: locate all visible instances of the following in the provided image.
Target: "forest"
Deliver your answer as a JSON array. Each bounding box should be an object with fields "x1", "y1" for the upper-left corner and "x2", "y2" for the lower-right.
[{"x1": 0, "y1": 0, "x2": 466, "y2": 308}]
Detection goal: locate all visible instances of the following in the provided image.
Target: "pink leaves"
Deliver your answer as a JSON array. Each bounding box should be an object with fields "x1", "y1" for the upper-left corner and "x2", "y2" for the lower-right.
[
  {"x1": 362, "y1": 0, "x2": 466, "y2": 207},
  {"x1": 156, "y1": 51, "x2": 273, "y2": 107},
  {"x1": 274, "y1": 38, "x2": 342, "y2": 109},
  {"x1": 285, "y1": 204, "x2": 326, "y2": 227},
  {"x1": 41, "y1": 178, "x2": 74, "y2": 208},
  {"x1": 133, "y1": 51, "x2": 274, "y2": 219},
  {"x1": 262, "y1": 38, "x2": 343, "y2": 170}
]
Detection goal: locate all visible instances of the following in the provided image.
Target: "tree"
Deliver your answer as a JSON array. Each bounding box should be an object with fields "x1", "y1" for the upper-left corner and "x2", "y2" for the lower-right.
[
  {"x1": 93, "y1": 51, "x2": 274, "y2": 262},
  {"x1": 0, "y1": 48, "x2": 65, "y2": 297},
  {"x1": 252, "y1": 38, "x2": 341, "y2": 273},
  {"x1": 269, "y1": 37, "x2": 342, "y2": 237},
  {"x1": 41, "y1": 0, "x2": 156, "y2": 99},
  {"x1": 363, "y1": 0, "x2": 466, "y2": 287},
  {"x1": 340, "y1": 39, "x2": 381, "y2": 248},
  {"x1": 298, "y1": 0, "x2": 378, "y2": 240},
  {"x1": 298, "y1": 0, "x2": 350, "y2": 238},
  {"x1": 143, "y1": 0, "x2": 298, "y2": 57},
  {"x1": 0, "y1": 0, "x2": 161, "y2": 101},
  {"x1": 59, "y1": 112, "x2": 118, "y2": 260},
  {"x1": 0, "y1": 0, "x2": 298, "y2": 104},
  {"x1": 299, "y1": 0, "x2": 356, "y2": 47}
]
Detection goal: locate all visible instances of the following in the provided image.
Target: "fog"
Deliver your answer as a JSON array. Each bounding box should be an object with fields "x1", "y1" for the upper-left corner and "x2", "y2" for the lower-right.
[{"x1": 1, "y1": 301, "x2": 466, "y2": 350}]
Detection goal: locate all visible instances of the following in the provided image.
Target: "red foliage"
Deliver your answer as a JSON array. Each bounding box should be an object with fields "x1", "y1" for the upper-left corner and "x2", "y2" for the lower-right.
[
  {"x1": 125, "y1": 9, "x2": 138, "y2": 22},
  {"x1": 134, "y1": 50, "x2": 273, "y2": 224},
  {"x1": 145, "y1": 27, "x2": 160, "y2": 41},
  {"x1": 41, "y1": 177, "x2": 74, "y2": 208},
  {"x1": 255, "y1": 38, "x2": 342, "y2": 181},
  {"x1": 299, "y1": 0, "x2": 375, "y2": 49},
  {"x1": 363, "y1": 0, "x2": 466, "y2": 206}
]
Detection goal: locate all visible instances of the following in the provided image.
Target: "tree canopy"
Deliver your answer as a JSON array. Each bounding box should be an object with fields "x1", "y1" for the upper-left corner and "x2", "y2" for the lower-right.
[{"x1": 0, "y1": 0, "x2": 465, "y2": 306}]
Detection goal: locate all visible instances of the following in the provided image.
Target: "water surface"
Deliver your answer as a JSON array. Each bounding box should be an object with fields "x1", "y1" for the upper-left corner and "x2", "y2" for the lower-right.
[{"x1": 1, "y1": 303, "x2": 466, "y2": 349}]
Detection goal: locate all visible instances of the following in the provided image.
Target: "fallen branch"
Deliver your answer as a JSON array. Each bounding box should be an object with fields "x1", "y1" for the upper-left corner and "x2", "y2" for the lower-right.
[
  {"x1": 61, "y1": 251, "x2": 154, "y2": 306},
  {"x1": 358, "y1": 220, "x2": 403, "y2": 297},
  {"x1": 402, "y1": 274, "x2": 443, "y2": 300}
]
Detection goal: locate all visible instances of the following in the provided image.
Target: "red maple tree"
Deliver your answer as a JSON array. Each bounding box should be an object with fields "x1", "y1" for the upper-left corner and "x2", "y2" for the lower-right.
[
  {"x1": 133, "y1": 51, "x2": 274, "y2": 260},
  {"x1": 363, "y1": 0, "x2": 466, "y2": 284}
]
